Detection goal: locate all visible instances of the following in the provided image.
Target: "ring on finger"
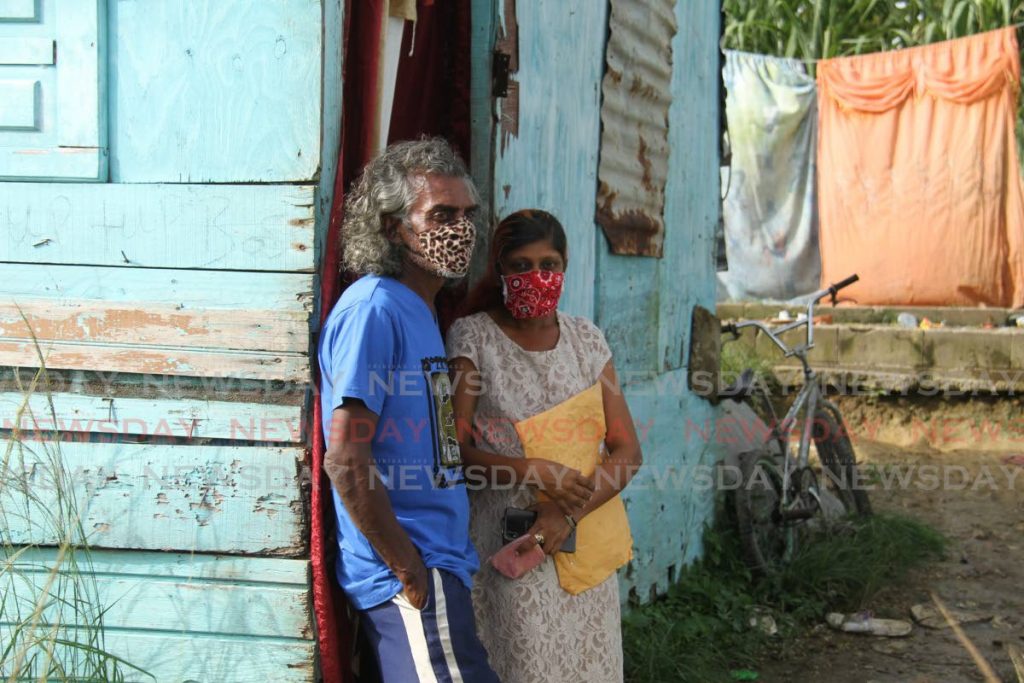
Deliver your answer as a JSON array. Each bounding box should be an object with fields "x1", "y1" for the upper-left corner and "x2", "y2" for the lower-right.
[{"x1": 533, "y1": 533, "x2": 545, "y2": 546}]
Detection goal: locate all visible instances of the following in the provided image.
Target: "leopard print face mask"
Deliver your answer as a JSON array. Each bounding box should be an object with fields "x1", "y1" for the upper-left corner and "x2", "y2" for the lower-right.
[{"x1": 402, "y1": 216, "x2": 477, "y2": 278}]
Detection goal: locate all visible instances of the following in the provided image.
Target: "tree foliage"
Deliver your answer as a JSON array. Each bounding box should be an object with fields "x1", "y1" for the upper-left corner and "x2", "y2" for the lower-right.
[
  {"x1": 723, "y1": 0, "x2": 1024, "y2": 73},
  {"x1": 722, "y1": 0, "x2": 1024, "y2": 162}
]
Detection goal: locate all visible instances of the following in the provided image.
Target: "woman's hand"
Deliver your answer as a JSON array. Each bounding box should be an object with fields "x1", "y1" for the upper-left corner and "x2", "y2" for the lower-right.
[
  {"x1": 521, "y1": 501, "x2": 574, "y2": 556},
  {"x1": 526, "y1": 459, "x2": 594, "y2": 516}
]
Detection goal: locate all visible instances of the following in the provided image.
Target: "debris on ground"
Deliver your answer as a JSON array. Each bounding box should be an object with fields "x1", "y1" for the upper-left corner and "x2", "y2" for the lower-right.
[
  {"x1": 1007, "y1": 644, "x2": 1024, "y2": 682},
  {"x1": 910, "y1": 603, "x2": 992, "y2": 630},
  {"x1": 897, "y1": 312, "x2": 917, "y2": 328},
  {"x1": 758, "y1": 443, "x2": 1024, "y2": 682},
  {"x1": 748, "y1": 608, "x2": 778, "y2": 637},
  {"x1": 826, "y1": 612, "x2": 913, "y2": 637}
]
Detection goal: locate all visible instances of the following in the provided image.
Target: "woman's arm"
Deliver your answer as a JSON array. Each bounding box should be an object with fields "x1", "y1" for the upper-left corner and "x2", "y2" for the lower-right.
[
  {"x1": 449, "y1": 355, "x2": 594, "y2": 511},
  {"x1": 574, "y1": 358, "x2": 643, "y2": 518},
  {"x1": 524, "y1": 358, "x2": 643, "y2": 555},
  {"x1": 449, "y1": 356, "x2": 525, "y2": 485}
]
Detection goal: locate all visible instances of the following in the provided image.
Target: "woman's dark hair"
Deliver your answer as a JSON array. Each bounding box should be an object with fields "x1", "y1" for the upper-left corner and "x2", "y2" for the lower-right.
[{"x1": 459, "y1": 209, "x2": 568, "y2": 317}]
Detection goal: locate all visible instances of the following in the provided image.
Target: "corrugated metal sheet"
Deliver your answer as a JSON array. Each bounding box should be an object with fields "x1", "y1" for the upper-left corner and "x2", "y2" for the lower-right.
[{"x1": 595, "y1": 0, "x2": 677, "y2": 258}]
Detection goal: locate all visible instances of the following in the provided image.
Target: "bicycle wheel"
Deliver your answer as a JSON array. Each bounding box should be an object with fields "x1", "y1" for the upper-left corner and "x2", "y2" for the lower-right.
[
  {"x1": 813, "y1": 404, "x2": 873, "y2": 517},
  {"x1": 733, "y1": 449, "x2": 794, "y2": 574}
]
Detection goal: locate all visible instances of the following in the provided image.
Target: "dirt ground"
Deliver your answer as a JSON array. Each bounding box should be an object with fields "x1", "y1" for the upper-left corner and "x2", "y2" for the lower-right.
[{"x1": 757, "y1": 436, "x2": 1024, "y2": 683}]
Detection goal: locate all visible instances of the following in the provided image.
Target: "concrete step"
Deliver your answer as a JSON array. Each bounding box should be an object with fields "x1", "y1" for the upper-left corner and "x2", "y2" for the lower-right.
[
  {"x1": 717, "y1": 302, "x2": 1021, "y2": 328},
  {"x1": 719, "y1": 313, "x2": 1024, "y2": 393}
]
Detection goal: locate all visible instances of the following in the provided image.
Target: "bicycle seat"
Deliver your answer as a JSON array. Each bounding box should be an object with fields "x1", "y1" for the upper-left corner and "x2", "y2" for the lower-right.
[{"x1": 719, "y1": 368, "x2": 758, "y2": 399}]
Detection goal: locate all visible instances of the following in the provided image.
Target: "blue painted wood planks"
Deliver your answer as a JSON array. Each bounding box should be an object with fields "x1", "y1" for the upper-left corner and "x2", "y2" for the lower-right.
[
  {"x1": 1, "y1": 440, "x2": 307, "y2": 555},
  {"x1": 107, "y1": 0, "x2": 322, "y2": 183},
  {"x1": 0, "y1": 0, "x2": 344, "y2": 678},
  {"x1": 0, "y1": 183, "x2": 316, "y2": 271},
  {"x1": 2, "y1": 548, "x2": 314, "y2": 682},
  {"x1": 1, "y1": 391, "x2": 303, "y2": 442}
]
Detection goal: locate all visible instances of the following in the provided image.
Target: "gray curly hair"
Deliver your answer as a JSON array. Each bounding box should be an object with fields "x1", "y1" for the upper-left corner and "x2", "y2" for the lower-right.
[{"x1": 341, "y1": 138, "x2": 479, "y2": 277}]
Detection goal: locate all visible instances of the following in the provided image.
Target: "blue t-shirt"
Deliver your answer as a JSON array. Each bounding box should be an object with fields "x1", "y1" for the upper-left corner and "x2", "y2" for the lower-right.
[{"x1": 318, "y1": 275, "x2": 478, "y2": 610}]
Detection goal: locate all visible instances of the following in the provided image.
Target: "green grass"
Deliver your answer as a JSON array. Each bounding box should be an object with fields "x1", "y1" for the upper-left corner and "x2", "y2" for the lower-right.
[
  {"x1": 623, "y1": 514, "x2": 945, "y2": 683},
  {"x1": 720, "y1": 341, "x2": 775, "y2": 387}
]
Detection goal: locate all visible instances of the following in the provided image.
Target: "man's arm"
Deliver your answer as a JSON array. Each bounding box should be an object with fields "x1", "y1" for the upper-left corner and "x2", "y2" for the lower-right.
[{"x1": 324, "y1": 400, "x2": 429, "y2": 608}]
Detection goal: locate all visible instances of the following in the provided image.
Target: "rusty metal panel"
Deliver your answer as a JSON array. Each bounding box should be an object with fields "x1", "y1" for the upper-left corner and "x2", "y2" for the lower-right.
[{"x1": 595, "y1": 0, "x2": 677, "y2": 258}]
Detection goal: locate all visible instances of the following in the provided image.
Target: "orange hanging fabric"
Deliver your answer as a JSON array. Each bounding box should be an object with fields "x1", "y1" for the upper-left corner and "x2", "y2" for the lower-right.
[{"x1": 816, "y1": 27, "x2": 1024, "y2": 306}]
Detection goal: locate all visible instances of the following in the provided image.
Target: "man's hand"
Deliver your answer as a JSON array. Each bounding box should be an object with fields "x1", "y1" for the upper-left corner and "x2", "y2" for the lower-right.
[
  {"x1": 325, "y1": 402, "x2": 431, "y2": 608},
  {"x1": 398, "y1": 560, "x2": 430, "y2": 610},
  {"x1": 528, "y1": 459, "x2": 594, "y2": 516}
]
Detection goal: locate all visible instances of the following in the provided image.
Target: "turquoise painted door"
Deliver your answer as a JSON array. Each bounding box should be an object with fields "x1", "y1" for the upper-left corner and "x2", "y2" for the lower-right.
[
  {"x1": 474, "y1": 0, "x2": 725, "y2": 603},
  {"x1": 0, "y1": 0, "x2": 106, "y2": 180}
]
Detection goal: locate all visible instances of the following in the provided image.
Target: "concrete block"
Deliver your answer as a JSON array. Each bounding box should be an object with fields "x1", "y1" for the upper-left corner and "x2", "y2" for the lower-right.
[
  {"x1": 837, "y1": 325, "x2": 928, "y2": 369},
  {"x1": 807, "y1": 325, "x2": 839, "y2": 365},
  {"x1": 927, "y1": 328, "x2": 1014, "y2": 371},
  {"x1": 1011, "y1": 330, "x2": 1024, "y2": 371},
  {"x1": 717, "y1": 303, "x2": 1011, "y2": 327},
  {"x1": 823, "y1": 306, "x2": 884, "y2": 324}
]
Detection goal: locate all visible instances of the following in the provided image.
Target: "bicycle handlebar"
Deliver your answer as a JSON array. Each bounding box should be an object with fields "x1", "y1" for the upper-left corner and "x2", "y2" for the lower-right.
[
  {"x1": 720, "y1": 274, "x2": 860, "y2": 361},
  {"x1": 818, "y1": 273, "x2": 859, "y2": 305},
  {"x1": 831, "y1": 273, "x2": 859, "y2": 292}
]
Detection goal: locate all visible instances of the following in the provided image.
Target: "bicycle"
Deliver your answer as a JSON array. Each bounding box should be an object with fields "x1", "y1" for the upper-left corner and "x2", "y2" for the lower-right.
[{"x1": 720, "y1": 274, "x2": 872, "y2": 575}]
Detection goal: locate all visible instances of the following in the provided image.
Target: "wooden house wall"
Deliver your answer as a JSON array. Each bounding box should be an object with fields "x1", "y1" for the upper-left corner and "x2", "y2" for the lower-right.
[
  {"x1": 1, "y1": 1, "x2": 343, "y2": 680},
  {"x1": 479, "y1": 0, "x2": 723, "y2": 603}
]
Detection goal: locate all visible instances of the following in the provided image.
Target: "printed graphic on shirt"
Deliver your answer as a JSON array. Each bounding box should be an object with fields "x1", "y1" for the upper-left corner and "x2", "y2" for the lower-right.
[{"x1": 422, "y1": 356, "x2": 464, "y2": 484}]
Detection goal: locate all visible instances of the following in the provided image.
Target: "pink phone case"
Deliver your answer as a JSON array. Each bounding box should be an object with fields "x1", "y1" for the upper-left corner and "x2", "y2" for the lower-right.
[{"x1": 490, "y1": 534, "x2": 545, "y2": 579}]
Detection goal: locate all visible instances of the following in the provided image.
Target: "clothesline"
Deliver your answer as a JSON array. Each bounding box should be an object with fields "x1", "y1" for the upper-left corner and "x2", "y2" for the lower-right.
[{"x1": 721, "y1": 20, "x2": 1024, "y2": 64}]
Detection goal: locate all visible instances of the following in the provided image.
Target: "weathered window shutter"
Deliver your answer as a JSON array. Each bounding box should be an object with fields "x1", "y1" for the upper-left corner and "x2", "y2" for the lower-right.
[{"x1": 0, "y1": 0, "x2": 106, "y2": 180}]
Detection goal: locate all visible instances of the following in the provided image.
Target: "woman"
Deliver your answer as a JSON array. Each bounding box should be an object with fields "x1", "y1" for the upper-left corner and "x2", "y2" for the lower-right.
[{"x1": 446, "y1": 209, "x2": 642, "y2": 683}]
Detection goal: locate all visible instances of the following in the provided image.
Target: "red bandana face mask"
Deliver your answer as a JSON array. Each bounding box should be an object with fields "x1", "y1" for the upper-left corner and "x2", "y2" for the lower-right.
[{"x1": 501, "y1": 270, "x2": 565, "y2": 319}]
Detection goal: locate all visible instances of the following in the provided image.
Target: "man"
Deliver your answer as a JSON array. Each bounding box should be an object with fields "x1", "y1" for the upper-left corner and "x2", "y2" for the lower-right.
[{"x1": 318, "y1": 138, "x2": 500, "y2": 682}]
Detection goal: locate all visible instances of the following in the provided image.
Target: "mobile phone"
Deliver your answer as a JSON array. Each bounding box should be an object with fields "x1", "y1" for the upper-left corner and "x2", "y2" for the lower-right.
[{"x1": 501, "y1": 507, "x2": 576, "y2": 553}]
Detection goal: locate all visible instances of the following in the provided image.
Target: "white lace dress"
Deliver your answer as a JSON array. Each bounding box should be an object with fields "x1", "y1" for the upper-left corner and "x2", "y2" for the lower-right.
[{"x1": 446, "y1": 311, "x2": 623, "y2": 683}]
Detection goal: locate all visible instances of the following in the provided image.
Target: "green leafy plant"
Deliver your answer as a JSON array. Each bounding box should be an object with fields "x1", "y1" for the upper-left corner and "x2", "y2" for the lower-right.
[
  {"x1": 723, "y1": 0, "x2": 1024, "y2": 162},
  {"x1": 723, "y1": 0, "x2": 1024, "y2": 71}
]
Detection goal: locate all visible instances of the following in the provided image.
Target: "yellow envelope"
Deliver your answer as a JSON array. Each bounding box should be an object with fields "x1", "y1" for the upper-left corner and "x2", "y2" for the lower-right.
[{"x1": 514, "y1": 382, "x2": 633, "y2": 595}]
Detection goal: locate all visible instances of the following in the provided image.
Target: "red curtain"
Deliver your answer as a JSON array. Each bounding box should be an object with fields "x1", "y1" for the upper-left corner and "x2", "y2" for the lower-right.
[
  {"x1": 389, "y1": 0, "x2": 471, "y2": 161},
  {"x1": 311, "y1": 2, "x2": 472, "y2": 681}
]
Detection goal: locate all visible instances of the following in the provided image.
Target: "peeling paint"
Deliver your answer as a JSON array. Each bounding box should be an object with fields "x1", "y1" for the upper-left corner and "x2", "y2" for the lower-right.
[
  {"x1": 0, "y1": 300, "x2": 306, "y2": 353},
  {"x1": 495, "y1": 0, "x2": 520, "y2": 153},
  {"x1": 0, "y1": 337, "x2": 309, "y2": 382}
]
